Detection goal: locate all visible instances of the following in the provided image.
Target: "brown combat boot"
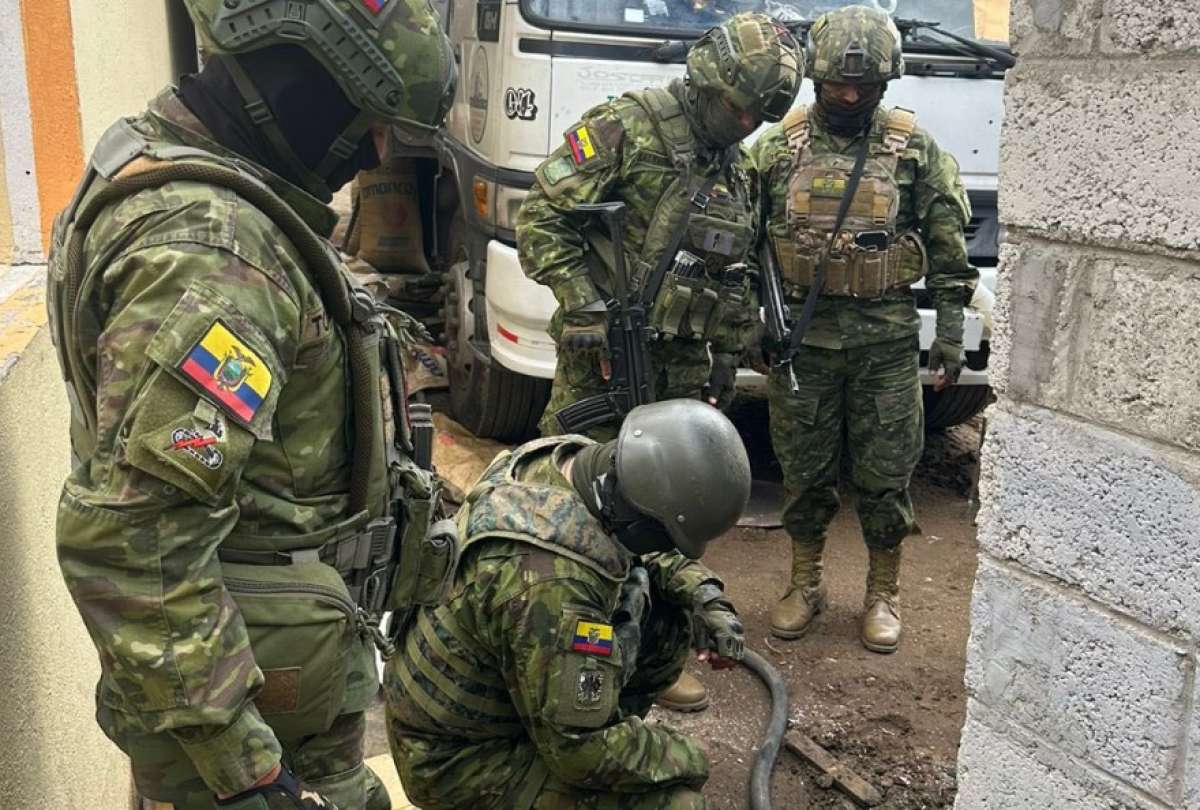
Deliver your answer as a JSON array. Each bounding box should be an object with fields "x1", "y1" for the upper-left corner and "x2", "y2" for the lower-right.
[
  {"x1": 861, "y1": 546, "x2": 902, "y2": 654},
  {"x1": 655, "y1": 672, "x2": 709, "y2": 712},
  {"x1": 769, "y1": 540, "x2": 826, "y2": 639}
]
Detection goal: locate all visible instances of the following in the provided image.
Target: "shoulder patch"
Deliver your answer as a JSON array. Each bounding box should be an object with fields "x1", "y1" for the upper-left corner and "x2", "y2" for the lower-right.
[
  {"x1": 566, "y1": 125, "x2": 599, "y2": 166},
  {"x1": 571, "y1": 620, "x2": 614, "y2": 656},
  {"x1": 180, "y1": 321, "x2": 274, "y2": 424},
  {"x1": 542, "y1": 155, "x2": 578, "y2": 186}
]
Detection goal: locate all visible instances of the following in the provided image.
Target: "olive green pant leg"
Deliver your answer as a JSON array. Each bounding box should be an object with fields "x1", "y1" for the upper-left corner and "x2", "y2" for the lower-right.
[
  {"x1": 618, "y1": 600, "x2": 693, "y2": 718},
  {"x1": 844, "y1": 337, "x2": 924, "y2": 550},
  {"x1": 768, "y1": 345, "x2": 847, "y2": 544}
]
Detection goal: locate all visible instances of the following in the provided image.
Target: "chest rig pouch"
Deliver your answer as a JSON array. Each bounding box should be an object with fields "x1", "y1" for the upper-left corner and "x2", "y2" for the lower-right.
[
  {"x1": 48, "y1": 120, "x2": 457, "y2": 631},
  {"x1": 773, "y1": 106, "x2": 928, "y2": 299},
  {"x1": 621, "y1": 88, "x2": 754, "y2": 342}
]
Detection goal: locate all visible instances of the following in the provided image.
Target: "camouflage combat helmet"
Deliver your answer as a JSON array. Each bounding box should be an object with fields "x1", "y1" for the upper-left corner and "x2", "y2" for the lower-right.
[
  {"x1": 614, "y1": 400, "x2": 751, "y2": 559},
  {"x1": 807, "y1": 4, "x2": 905, "y2": 84},
  {"x1": 687, "y1": 12, "x2": 804, "y2": 124},
  {"x1": 185, "y1": 0, "x2": 456, "y2": 132}
]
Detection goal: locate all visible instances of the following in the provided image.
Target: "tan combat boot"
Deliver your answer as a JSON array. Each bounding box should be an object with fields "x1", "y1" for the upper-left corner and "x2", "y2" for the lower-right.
[
  {"x1": 861, "y1": 546, "x2": 902, "y2": 653},
  {"x1": 655, "y1": 672, "x2": 709, "y2": 712},
  {"x1": 769, "y1": 540, "x2": 826, "y2": 639}
]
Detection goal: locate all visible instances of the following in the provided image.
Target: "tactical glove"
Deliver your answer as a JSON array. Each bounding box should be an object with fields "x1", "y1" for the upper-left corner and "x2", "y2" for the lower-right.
[
  {"x1": 560, "y1": 302, "x2": 609, "y2": 351},
  {"x1": 928, "y1": 338, "x2": 965, "y2": 387},
  {"x1": 703, "y1": 352, "x2": 740, "y2": 410},
  {"x1": 216, "y1": 768, "x2": 337, "y2": 810},
  {"x1": 691, "y1": 582, "x2": 744, "y2": 664}
]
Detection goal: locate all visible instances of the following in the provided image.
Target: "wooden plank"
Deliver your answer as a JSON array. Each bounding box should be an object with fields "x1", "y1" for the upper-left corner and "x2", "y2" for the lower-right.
[{"x1": 784, "y1": 731, "x2": 883, "y2": 807}]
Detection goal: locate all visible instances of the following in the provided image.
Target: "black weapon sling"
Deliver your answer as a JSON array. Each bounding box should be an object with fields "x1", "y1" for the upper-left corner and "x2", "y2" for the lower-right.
[{"x1": 785, "y1": 131, "x2": 872, "y2": 356}]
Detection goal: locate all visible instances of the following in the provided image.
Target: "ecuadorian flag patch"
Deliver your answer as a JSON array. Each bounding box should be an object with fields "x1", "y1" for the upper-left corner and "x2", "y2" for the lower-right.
[
  {"x1": 566, "y1": 125, "x2": 597, "y2": 165},
  {"x1": 571, "y1": 620, "x2": 614, "y2": 656},
  {"x1": 180, "y1": 321, "x2": 272, "y2": 424}
]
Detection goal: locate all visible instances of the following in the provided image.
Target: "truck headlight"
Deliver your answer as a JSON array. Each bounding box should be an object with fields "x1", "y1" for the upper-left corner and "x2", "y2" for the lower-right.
[{"x1": 471, "y1": 175, "x2": 529, "y2": 231}]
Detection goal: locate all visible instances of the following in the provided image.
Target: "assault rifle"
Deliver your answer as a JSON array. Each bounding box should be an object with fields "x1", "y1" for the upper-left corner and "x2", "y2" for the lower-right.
[
  {"x1": 758, "y1": 238, "x2": 799, "y2": 393},
  {"x1": 554, "y1": 201, "x2": 654, "y2": 433}
]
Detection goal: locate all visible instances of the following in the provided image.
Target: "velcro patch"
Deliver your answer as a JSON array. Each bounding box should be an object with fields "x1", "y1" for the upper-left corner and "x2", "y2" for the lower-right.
[
  {"x1": 571, "y1": 620, "x2": 614, "y2": 656},
  {"x1": 179, "y1": 321, "x2": 273, "y2": 424},
  {"x1": 566, "y1": 125, "x2": 598, "y2": 165}
]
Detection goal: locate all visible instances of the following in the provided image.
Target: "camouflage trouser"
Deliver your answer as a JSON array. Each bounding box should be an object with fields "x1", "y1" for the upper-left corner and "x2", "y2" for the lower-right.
[
  {"x1": 389, "y1": 602, "x2": 700, "y2": 809},
  {"x1": 539, "y1": 338, "x2": 712, "y2": 440},
  {"x1": 103, "y1": 707, "x2": 389, "y2": 809},
  {"x1": 768, "y1": 335, "x2": 923, "y2": 550}
]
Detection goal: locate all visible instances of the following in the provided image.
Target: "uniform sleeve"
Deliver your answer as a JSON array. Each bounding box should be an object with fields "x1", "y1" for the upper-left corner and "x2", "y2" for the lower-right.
[
  {"x1": 56, "y1": 224, "x2": 304, "y2": 794},
  {"x1": 642, "y1": 551, "x2": 723, "y2": 609},
  {"x1": 516, "y1": 107, "x2": 628, "y2": 313},
  {"x1": 912, "y1": 133, "x2": 979, "y2": 345},
  {"x1": 494, "y1": 575, "x2": 709, "y2": 793}
]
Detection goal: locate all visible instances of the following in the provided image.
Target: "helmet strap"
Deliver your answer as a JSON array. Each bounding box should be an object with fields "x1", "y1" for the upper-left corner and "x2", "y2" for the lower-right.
[{"x1": 315, "y1": 110, "x2": 375, "y2": 180}]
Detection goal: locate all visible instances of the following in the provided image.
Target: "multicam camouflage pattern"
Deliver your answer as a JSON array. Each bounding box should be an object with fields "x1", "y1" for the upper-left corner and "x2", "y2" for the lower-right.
[
  {"x1": 806, "y1": 5, "x2": 905, "y2": 84},
  {"x1": 48, "y1": 90, "x2": 383, "y2": 798},
  {"x1": 518, "y1": 81, "x2": 760, "y2": 436},
  {"x1": 686, "y1": 12, "x2": 803, "y2": 123},
  {"x1": 184, "y1": 0, "x2": 455, "y2": 131},
  {"x1": 767, "y1": 336, "x2": 923, "y2": 550},
  {"x1": 384, "y1": 440, "x2": 718, "y2": 808}
]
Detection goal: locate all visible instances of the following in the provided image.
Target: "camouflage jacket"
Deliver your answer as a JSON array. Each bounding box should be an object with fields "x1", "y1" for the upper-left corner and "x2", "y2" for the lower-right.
[
  {"x1": 516, "y1": 80, "x2": 756, "y2": 354},
  {"x1": 387, "y1": 438, "x2": 714, "y2": 797},
  {"x1": 749, "y1": 104, "x2": 978, "y2": 350},
  {"x1": 48, "y1": 90, "x2": 364, "y2": 794}
]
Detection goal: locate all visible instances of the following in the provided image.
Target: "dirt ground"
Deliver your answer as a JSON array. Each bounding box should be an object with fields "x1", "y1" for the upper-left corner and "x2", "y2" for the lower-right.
[{"x1": 367, "y1": 398, "x2": 984, "y2": 810}]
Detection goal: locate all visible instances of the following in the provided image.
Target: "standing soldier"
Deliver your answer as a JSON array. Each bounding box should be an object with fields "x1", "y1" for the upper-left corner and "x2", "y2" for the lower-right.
[
  {"x1": 384, "y1": 401, "x2": 751, "y2": 809},
  {"x1": 46, "y1": 2, "x2": 454, "y2": 808},
  {"x1": 517, "y1": 13, "x2": 804, "y2": 437},
  {"x1": 750, "y1": 5, "x2": 977, "y2": 652}
]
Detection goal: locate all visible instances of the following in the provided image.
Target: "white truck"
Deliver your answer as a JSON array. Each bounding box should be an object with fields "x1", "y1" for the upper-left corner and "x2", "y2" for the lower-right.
[{"x1": 417, "y1": 0, "x2": 1011, "y2": 439}]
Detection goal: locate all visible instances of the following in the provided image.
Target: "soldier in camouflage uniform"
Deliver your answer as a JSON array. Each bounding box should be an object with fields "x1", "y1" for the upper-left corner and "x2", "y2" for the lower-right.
[
  {"x1": 384, "y1": 400, "x2": 752, "y2": 809},
  {"x1": 45, "y1": 2, "x2": 454, "y2": 808},
  {"x1": 748, "y1": 6, "x2": 977, "y2": 652},
  {"x1": 517, "y1": 13, "x2": 804, "y2": 440}
]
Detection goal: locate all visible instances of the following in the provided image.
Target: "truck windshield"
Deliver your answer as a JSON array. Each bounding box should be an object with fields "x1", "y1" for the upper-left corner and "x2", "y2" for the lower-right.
[{"x1": 520, "y1": 0, "x2": 1009, "y2": 44}]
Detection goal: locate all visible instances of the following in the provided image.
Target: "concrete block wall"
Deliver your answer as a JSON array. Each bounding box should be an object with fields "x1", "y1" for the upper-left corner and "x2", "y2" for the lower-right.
[{"x1": 955, "y1": 1, "x2": 1200, "y2": 808}]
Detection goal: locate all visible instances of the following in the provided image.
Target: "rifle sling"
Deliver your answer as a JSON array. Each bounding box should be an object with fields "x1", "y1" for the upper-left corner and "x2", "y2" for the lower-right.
[{"x1": 785, "y1": 132, "x2": 872, "y2": 356}]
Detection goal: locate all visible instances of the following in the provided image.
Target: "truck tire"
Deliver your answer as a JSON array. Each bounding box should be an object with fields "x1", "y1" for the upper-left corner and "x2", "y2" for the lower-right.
[
  {"x1": 443, "y1": 215, "x2": 550, "y2": 441},
  {"x1": 923, "y1": 384, "x2": 993, "y2": 432}
]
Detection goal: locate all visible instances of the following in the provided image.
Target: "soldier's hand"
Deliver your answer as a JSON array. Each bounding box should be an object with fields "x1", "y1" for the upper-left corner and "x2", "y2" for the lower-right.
[
  {"x1": 692, "y1": 583, "x2": 744, "y2": 666},
  {"x1": 216, "y1": 766, "x2": 338, "y2": 810},
  {"x1": 929, "y1": 338, "x2": 965, "y2": 391},
  {"x1": 560, "y1": 305, "x2": 608, "y2": 351},
  {"x1": 703, "y1": 352, "x2": 739, "y2": 410}
]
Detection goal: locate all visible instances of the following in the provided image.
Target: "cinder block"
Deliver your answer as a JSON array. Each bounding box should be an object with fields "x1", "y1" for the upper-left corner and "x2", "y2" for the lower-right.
[
  {"x1": 956, "y1": 705, "x2": 1160, "y2": 809},
  {"x1": 1101, "y1": 0, "x2": 1200, "y2": 55},
  {"x1": 1000, "y1": 65, "x2": 1200, "y2": 253},
  {"x1": 1190, "y1": 675, "x2": 1200, "y2": 808},
  {"x1": 964, "y1": 559, "x2": 1190, "y2": 802},
  {"x1": 977, "y1": 405, "x2": 1200, "y2": 637},
  {"x1": 990, "y1": 239, "x2": 1200, "y2": 452},
  {"x1": 1009, "y1": 0, "x2": 1102, "y2": 56}
]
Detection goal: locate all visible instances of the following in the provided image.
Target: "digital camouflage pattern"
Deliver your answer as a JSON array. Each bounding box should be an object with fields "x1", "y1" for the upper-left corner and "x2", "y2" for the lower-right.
[
  {"x1": 686, "y1": 13, "x2": 803, "y2": 124},
  {"x1": 806, "y1": 5, "x2": 905, "y2": 84},
  {"x1": 517, "y1": 78, "x2": 759, "y2": 438},
  {"x1": 384, "y1": 439, "x2": 720, "y2": 809},
  {"x1": 750, "y1": 100, "x2": 974, "y2": 550},
  {"x1": 48, "y1": 90, "x2": 385, "y2": 804},
  {"x1": 184, "y1": 0, "x2": 455, "y2": 131}
]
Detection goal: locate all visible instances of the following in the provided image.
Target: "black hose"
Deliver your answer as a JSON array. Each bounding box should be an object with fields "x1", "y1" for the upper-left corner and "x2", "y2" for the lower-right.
[{"x1": 742, "y1": 648, "x2": 789, "y2": 810}]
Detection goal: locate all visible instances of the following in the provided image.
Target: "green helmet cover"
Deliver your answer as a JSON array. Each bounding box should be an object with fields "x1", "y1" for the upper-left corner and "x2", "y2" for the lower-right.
[
  {"x1": 807, "y1": 4, "x2": 905, "y2": 84},
  {"x1": 184, "y1": 0, "x2": 456, "y2": 133},
  {"x1": 614, "y1": 400, "x2": 751, "y2": 559},
  {"x1": 686, "y1": 12, "x2": 804, "y2": 124}
]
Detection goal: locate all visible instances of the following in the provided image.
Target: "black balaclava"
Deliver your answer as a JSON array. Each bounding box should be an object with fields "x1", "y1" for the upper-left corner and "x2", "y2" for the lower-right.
[
  {"x1": 814, "y1": 82, "x2": 885, "y2": 137},
  {"x1": 669, "y1": 80, "x2": 743, "y2": 156},
  {"x1": 570, "y1": 441, "x2": 675, "y2": 556},
  {"x1": 178, "y1": 44, "x2": 380, "y2": 200}
]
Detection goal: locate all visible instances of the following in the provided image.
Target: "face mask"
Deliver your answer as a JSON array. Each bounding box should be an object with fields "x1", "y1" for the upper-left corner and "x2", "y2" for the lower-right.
[
  {"x1": 816, "y1": 83, "x2": 883, "y2": 136},
  {"x1": 570, "y1": 441, "x2": 676, "y2": 555},
  {"x1": 692, "y1": 91, "x2": 757, "y2": 149}
]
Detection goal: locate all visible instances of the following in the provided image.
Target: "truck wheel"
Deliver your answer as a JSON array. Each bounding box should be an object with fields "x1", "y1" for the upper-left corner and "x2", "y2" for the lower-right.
[
  {"x1": 923, "y1": 384, "x2": 993, "y2": 432},
  {"x1": 443, "y1": 216, "x2": 550, "y2": 441}
]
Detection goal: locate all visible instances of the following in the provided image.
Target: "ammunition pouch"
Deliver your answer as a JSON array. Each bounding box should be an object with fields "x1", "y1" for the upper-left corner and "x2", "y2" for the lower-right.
[
  {"x1": 773, "y1": 230, "x2": 926, "y2": 299},
  {"x1": 649, "y1": 262, "x2": 748, "y2": 341}
]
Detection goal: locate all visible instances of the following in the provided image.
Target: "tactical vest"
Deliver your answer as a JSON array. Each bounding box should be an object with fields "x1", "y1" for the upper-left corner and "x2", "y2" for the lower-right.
[
  {"x1": 604, "y1": 88, "x2": 754, "y2": 342},
  {"x1": 390, "y1": 436, "x2": 628, "y2": 739},
  {"x1": 46, "y1": 118, "x2": 446, "y2": 617},
  {"x1": 773, "y1": 105, "x2": 928, "y2": 299}
]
